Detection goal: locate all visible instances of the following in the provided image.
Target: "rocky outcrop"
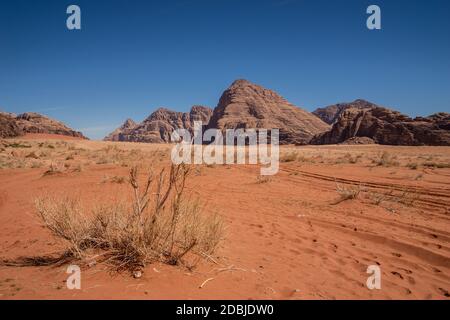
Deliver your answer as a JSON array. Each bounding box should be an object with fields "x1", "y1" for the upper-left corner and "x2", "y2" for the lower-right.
[
  {"x1": 105, "y1": 106, "x2": 213, "y2": 143},
  {"x1": 190, "y1": 105, "x2": 213, "y2": 123},
  {"x1": 311, "y1": 106, "x2": 450, "y2": 146},
  {"x1": 340, "y1": 137, "x2": 376, "y2": 145},
  {"x1": 0, "y1": 111, "x2": 87, "y2": 139},
  {"x1": 312, "y1": 99, "x2": 379, "y2": 125},
  {"x1": 208, "y1": 79, "x2": 330, "y2": 144},
  {"x1": 0, "y1": 112, "x2": 22, "y2": 138},
  {"x1": 103, "y1": 119, "x2": 137, "y2": 142}
]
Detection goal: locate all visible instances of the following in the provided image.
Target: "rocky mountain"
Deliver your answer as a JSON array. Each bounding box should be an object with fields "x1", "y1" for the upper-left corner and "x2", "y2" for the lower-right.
[
  {"x1": 0, "y1": 112, "x2": 22, "y2": 138},
  {"x1": 0, "y1": 111, "x2": 87, "y2": 139},
  {"x1": 103, "y1": 118, "x2": 137, "y2": 142},
  {"x1": 311, "y1": 106, "x2": 450, "y2": 146},
  {"x1": 207, "y1": 79, "x2": 330, "y2": 144},
  {"x1": 104, "y1": 105, "x2": 213, "y2": 143},
  {"x1": 312, "y1": 99, "x2": 379, "y2": 125}
]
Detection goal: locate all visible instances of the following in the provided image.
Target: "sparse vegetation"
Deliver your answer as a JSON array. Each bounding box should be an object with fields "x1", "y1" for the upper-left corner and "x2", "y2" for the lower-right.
[
  {"x1": 332, "y1": 182, "x2": 362, "y2": 205},
  {"x1": 42, "y1": 163, "x2": 64, "y2": 176},
  {"x1": 4, "y1": 164, "x2": 224, "y2": 275},
  {"x1": 423, "y1": 162, "x2": 450, "y2": 169},
  {"x1": 407, "y1": 162, "x2": 418, "y2": 170},
  {"x1": 280, "y1": 151, "x2": 298, "y2": 163},
  {"x1": 375, "y1": 151, "x2": 400, "y2": 167},
  {"x1": 9, "y1": 142, "x2": 32, "y2": 149},
  {"x1": 256, "y1": 175, "x2": 271, "y2": 184}
]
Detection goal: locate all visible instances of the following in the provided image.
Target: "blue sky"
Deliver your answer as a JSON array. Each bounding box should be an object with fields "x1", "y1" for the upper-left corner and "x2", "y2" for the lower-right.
[{"x1": 1, "y1": 0, "x2": 449, "y2": 139}]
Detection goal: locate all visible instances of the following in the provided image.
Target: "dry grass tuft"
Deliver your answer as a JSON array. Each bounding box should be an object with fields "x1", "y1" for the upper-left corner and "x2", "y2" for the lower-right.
[
  {"x1": 256, "y1": 175, "x2": 272, "y2": 184},
  {"x1": 375, "y1": 152, "x2": 400, "y2": 167},
  {"x1": 280, "y1": 151, "x2": 298, "y2": 163},
  {"x1": 11, "y1": 164, "x2": 224, "y2": 274},
  {"x1": 332, "y1": 182, "x2": 362, "y2": 205},
  {"x1": 42, "y1": 163, "x2": 65, "y2": 176}
]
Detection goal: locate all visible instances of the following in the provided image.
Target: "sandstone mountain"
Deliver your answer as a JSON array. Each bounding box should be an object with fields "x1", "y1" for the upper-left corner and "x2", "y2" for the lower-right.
[
  {"x1": 104, "y1": 106, "x2": 213, "y2": 143},
  {"x1": 312, "y1": 99, "x2": 379, "y2": 125},
  {"x1": 103, "y1": 118, "x2": 137, "y2": 142},
  {"x1": 0, "y1": 111, "x2": 87, "y2": 139},
  {"x1": 207, "y1": 79, "x2": 330, "y2": 144},
  {"x1": 0, "y1": 112, "x2": 22, "y2": 138},
  {"x1": 311, "y1": 106, "x2": 450, "y2": 146}
]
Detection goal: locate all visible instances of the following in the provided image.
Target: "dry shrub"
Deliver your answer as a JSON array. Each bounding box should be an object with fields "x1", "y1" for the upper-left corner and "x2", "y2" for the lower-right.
[
  {"x1": 256, "y1": 175, "x2": 271, "y2": 184},
  {"x1": 332, "y1": 182, "x2": 362, "y2": 205},
  {"x1": 366, "y1": 188, "x2": 419, "y2": 208},
  {"x1": 395, "y1": 189, "x2": 420, "y2": 207},
  {"x1": 367, "y1": 191, "x2": 389, "y2": 205},
  {"x1": 407, "y1": 162, "x2": 418, "y2": 170},
  {"x1": 375, "y1": 151, "x2": 400, "y2": 167},
  {"x1": 42, "y1": 163, "x2": 64, "y2": 176},
  {"x1": 423, "y1": 162, "x2": 450, "y2": 169},
  {"x1": 26, "y1": 164, "x2": 223, "y2": 273},
  {"x1": 280, "y1": 151, "x2": 298, "y2": 163}
]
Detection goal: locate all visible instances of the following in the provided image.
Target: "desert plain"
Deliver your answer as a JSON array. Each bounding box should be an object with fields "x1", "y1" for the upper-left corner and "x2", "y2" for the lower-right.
[{"x1": 0, "y1": 133, "x2": 449, "y2": 300}]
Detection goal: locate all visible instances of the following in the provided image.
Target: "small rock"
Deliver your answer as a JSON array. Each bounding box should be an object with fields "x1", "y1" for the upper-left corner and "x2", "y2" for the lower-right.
[{"x1": 133, "y1": 271, "x2": 142, "y2": 279}]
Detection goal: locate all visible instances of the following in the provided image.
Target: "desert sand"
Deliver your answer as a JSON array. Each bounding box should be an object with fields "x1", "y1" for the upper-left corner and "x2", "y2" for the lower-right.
[{"x1": 0, "y1": 134, "x2": 449, "y2": 299}]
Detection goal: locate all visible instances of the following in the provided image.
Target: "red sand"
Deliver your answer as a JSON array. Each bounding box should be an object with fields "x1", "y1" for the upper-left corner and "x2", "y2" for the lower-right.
[{"x1": 0, "y1": 141, "x2": 449, "y2": 299}]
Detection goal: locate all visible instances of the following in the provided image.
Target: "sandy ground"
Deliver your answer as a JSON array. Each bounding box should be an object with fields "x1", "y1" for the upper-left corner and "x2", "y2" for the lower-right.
[{"x1": 0, "y1": 134, "x2": 449, "y2": 300}]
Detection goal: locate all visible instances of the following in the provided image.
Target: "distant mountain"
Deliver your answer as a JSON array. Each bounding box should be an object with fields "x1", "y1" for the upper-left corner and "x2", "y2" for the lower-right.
[
  {"x1": 311, "y1": 105, "x2": 450, "y2": 146},
  {"x1": 104, "y1": 106, "x2": 213, "y2": 143},
  {"x1": 0, "y1": 111, "x2": 87, "y2": 139},
  {"x1": 103, "y1": 118, "x2": 137, "y2": 142},
  {"x1": 207, "y1": 79, "x2": 330, "y2": 144},
  {"x1": 102, "y1": 81, "x2": 449, "y2": 146},
  {"x1": 312, "y1": 99, "x2": 379, "y2": 125}
]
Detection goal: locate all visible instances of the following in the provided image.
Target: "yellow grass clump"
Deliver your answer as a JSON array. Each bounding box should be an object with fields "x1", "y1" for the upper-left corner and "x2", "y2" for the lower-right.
[{"x1": 4, "y1": 164, "x2": 224, "y2": 275}]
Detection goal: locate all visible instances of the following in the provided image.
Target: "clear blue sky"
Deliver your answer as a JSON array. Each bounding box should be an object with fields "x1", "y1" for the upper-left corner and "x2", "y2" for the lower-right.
[{"x1": 1, "y1": 0, "x2": 449, "y2": 139}]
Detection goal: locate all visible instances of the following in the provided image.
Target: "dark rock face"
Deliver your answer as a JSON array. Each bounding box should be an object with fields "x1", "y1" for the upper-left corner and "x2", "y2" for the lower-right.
[
  {"x1": 0, "y1": 111, "x2": 87, "y2": 139},
  {"x1": 311, "y1": 106, "x2": 450, "y2": 146},
  {"x1": 105, "y1": 106, "x2": 213, "y2": 143},
  {"x1": 207, "y1": 79, "x2": 330, "y2": 145},
  {"x1": 340, "y1": 137, "x2": 376, "y2": 145},
  {"x1": 190, "y1": 105, "x2": 213, "y2": 123},
  {"x1": 312, "y1": 99, "x2": 379, "y2": 125},
  {"x1": 0, "y1": 112, "x2": 23, "y2": 138}
]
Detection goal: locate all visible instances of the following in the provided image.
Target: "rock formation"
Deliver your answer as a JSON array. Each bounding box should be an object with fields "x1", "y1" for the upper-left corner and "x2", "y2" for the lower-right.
[
  {"x1": 312, "y1": 99, "x2": 379, "y2": 125},
  {"x1": 104, "y1": 106, "x2": 213, "y2": 143},
  {"x1": 0, "y1": 112, "x2": 22, "y2": 138},
  {"x1": 311, "y1": 106, "x2": 450, "y2": 146},
  {"x1": 103, "y1": 119, "x2": 137, "y2": 142},
  {"x1": 207, "y1": 79, "x2": 330, "y2": 144},
  {"x1": 0, "y1": 111, "x2": 87, "y2": 139}
]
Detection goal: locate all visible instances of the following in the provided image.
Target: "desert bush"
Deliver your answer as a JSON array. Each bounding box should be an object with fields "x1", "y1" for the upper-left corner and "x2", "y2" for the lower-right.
[
  {"x1": 256, "y1": 175, "x2": 271, "y2": 184},
  {"x1": 375, "y1": 152, "x2": 399, "y2": 167},
  {"x1": 31, "y1": 161, "x2": 43, "y2": 169},
  {"x1": 395, "y1": 189, "x2": 420, "y2": 207},
  {"x1": 27, "y1": 164, "x2": 223, "y2": 274},
  {"x1": 102, "y1": 175, "x2": 127, "y2": 184},
  {"x1": 332, "y1": 182, "x2": 362, "y2": 205},
  {"x1": 42, "y1": 163, "x2": 64, "y2": 176},
  {"x1": 407, "y1": 162, "x2": 418, "y2": 170},
  {"x1": 280, "y1": 151, "x2": 298, "y2": 163},
  {"x1": 366, "y1": 191, "x2": 389, "y2": 205},
  {"x1": 9, "y1": 142, "x2": 31, "y2": 149},
  {"x1": 423, "y1": 162, "x2": 450, "y2": 169}
]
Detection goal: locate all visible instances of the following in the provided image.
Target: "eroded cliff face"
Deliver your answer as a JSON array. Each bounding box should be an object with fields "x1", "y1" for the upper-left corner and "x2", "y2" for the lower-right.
[
  {"x1": 104, "y1": 106, "x2": 213, "y2": 143},
  {"x1": 311, "y1": 106, "x2": 450, "y2": 146},
  {"x1": 312, "y1": 99, "x2": 379, "y2": 125},
  {"x1": 0, "y1": 111, "x2": 87, "y2": 139}
]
